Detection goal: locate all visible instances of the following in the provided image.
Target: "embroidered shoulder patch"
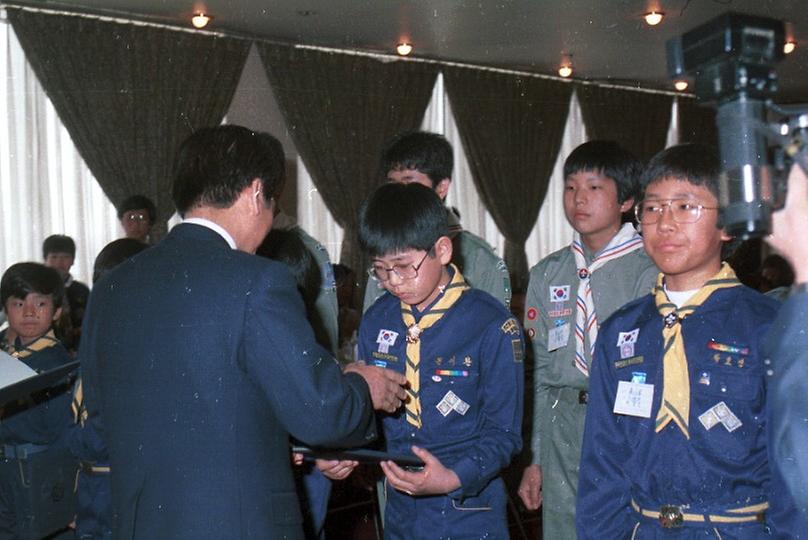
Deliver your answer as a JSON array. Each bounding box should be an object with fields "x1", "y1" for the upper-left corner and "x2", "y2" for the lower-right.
[{"x1": 501, "y1": 318, "x2": 520, "y2": 336}]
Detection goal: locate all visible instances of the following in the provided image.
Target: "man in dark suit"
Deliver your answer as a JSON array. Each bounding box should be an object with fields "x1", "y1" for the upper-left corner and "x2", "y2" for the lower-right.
[
  {"x1": 765, "y1": 162, "x2": 808, "y2": 528},
  {"x1": 79, "y1": 125, "x2": 406, "y2": 539}
]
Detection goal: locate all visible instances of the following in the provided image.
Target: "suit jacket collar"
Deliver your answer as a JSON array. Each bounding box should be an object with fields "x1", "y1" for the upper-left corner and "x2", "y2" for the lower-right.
[{"x1": 170, "y1": 222, "x2": 235, "y2": 251}]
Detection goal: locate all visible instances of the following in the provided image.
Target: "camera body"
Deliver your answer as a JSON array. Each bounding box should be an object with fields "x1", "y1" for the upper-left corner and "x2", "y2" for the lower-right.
[{"x1": 667, "y1": 12, "x2": 806, "y2": 239}]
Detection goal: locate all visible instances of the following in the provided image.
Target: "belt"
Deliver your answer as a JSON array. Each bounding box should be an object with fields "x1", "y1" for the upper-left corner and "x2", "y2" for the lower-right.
[
  {"x1": 553, "y1": 387, "x2": 588, "y2": 405},
  {"x1": 79, "y1": 461, "x2": 110, "y2": 475},
  {"x1": 631, "y1": 499, "x2": 767, "y2": 528},
  {"x1": 0, "y1": 443, "x2": 49, "y2": 460}
]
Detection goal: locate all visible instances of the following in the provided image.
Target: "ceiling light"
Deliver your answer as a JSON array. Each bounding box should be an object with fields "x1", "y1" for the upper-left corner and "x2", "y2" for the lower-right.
[
  {"x1": 191, "y1": 12, "x2": 211, "y2": 29},
  {"x1": 644, "y1": 11, "x2": 664, "y2": 26},
  {"x1": 674, "y1": 80, "x2": 689, "y2": 91},
  {"x1": 558, "y1": 64, "x2": 573, "y2": 78},
  {"x1": 784, "y1": 39, "x2": 797, "y2": 54},
  {"x1": 396, "y1": 42, "x2": 413, "y2": 56}
]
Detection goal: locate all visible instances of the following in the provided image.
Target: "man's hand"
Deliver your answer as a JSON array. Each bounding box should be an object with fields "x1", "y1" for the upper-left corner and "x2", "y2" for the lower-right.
[
  {"x1": 380, "y1": 445, "x2": 461, "y2": 496},
  {"x1": 518, "y1": 464, "x2": 543, "y2": 510},
  {"x1": 344, "y1": 362, "x2": 407, "y2": 413},
  {"x1": 316, "y1": 459, "x2": 358, "y2": 481},
  {"x1": 768, "y1": 163, "x2": 808, "y2": 284}
]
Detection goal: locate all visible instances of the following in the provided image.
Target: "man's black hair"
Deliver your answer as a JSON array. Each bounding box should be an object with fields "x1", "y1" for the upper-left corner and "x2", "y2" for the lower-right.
[
  {"x1": 117, "y1": 195, "x2": 157, "y2": 225},
  {"x1": 42, "y1": 234, "x2": 76, "y2": 259},
  {"x1": 564, "y1": 140, "x2": 643, "y2": 204},
  {"x1": 1, "y1": 262, "x2": 64, "y2": 309},
  {"x1": 93, "y1": 238, "x2": 149, "y2": 284},
  {"x1": 172, "y1": 125, "x2": 286, "y2": 216},
  {"x1": 358, "y1": 182, "x2": 449, "y2": 259},
  {"x1": 640, "y1": 143, "x2": 721, "y2": 199},
  {"x1": 380, "y1": 131, "x2": 453, "y2": 187}
]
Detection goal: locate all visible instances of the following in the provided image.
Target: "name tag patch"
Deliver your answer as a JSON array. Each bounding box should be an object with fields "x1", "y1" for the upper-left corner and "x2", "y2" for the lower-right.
[
  {"x1": 613, "y1": 380, "x2": 654, "y2": 418},
  {"x1": 548, "y1": 323, "x2": 570, "y2": 351},
  {"x1": 613, "y1": 356, "x2": 644, "y2": 369}
]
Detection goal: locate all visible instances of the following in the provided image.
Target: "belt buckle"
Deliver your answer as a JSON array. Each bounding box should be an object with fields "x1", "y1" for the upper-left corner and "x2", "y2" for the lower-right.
[{"x1": 659, "y1": 505, "x2": 684, "y2": 528}]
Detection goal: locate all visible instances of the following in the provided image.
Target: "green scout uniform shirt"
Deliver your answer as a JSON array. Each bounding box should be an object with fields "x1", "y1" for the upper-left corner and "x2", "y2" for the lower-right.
[
  {"x1": 363, "y1": 209, "x2": 511, "y2": 311},
  {"x1": 524, "y1": 242, "x2": 656, "y2": 539},
  {"x1": 275, "y1": 214, "x2": 340, "y2": 355}
]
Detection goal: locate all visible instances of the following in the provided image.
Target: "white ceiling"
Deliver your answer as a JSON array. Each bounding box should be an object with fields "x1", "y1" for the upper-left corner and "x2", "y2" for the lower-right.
[{"x1": 11, "y1": 0, "x2": 808, "y2": 102}]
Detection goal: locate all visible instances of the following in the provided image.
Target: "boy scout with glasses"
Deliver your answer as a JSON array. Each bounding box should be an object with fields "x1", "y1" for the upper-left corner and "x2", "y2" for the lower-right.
[{"x1": 577, "y1": 144, "x2": 797, "y2": 537}]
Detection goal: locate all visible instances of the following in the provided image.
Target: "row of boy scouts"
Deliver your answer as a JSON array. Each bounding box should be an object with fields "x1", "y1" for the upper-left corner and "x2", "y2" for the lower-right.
[{"x1": 1, "y1": 126, "x2": 807, "y2": 539}]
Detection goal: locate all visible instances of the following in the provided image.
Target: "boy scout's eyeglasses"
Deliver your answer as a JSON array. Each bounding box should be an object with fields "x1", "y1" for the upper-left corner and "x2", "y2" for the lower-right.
[
  {"x1": 635, "y1": 198, "x2": 719, "y2": 225},
  {"x1": 370, "y1": 250, "x2": 431, "y2": 282}
]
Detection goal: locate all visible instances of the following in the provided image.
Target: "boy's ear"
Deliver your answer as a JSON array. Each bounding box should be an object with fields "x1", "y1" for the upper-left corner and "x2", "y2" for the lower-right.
[
  {"x1": 51, "y1": 306, "x2": 62, "y2": 322},
  {"x1": 435, "y1": 235, "x2": 453, "y2": 265},
  {"x1": 619, "y1": 196, "x2": 635, "y2": 214},
  {"x1": 434, "y1": 178, "x2": 452, "y2": 201}
]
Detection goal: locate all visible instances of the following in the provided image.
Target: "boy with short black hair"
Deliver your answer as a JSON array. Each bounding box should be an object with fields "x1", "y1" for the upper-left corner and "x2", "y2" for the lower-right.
[
  {"x1": 577, "y1": 143, "x2": 792, "y2": 537},
  {"x1": 42, "y1": 234, "x2": 89, "y2": 353},
  {"x1": 0, "y1": 262, "x2": 73, "y2": 538},
  {"x1": 117, "y1": 195, "x2": 157, "y2": 243},
  {"x1": 518, "y1": 140, "x2": 657, "y2": 538},
  {"x1": 364, "y1": 130, "x2": 511, "y2": 310},
  {"x1": 325, "y1": 182, "x2": 524, "y2": 538}
]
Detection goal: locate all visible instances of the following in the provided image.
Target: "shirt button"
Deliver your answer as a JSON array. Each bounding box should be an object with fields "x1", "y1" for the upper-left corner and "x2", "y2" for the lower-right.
[
  {"x1": 766, "y1": 369, "x2": 774, "y2": 376},
  {"x1": 764, "y1": 358, "x2": 771, "y2": 365}
]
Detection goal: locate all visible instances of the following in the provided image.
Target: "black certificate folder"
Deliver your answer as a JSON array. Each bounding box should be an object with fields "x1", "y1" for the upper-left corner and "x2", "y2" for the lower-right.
[
  {"x1": 292, "y1": 445, "x2": 425, "y2": 469},
  {"x1": 0, "y1": 361, "x2": 79, "y2": 407}
]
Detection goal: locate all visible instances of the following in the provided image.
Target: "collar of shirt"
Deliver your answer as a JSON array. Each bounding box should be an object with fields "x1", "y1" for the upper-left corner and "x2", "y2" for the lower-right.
[{"x1": 182, "y1": 217, "x2": 237, "y2": 250}]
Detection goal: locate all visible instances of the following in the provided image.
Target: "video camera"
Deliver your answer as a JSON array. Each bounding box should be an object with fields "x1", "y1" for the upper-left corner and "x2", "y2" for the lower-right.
[{"x1": 667, "y1": 12, "x2": 808, "y2": 239}]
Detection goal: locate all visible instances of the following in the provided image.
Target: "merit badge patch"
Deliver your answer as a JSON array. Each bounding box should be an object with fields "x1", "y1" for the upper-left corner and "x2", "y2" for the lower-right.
[
  {"x1": 699, "y1": 401, "x2": 743, "y2": 432},
  {"x1": 376, "y1": 329, "x2": 399, "y2": 354},
  {"x1": 437, "y1": 390, "x2": 470, "y2": 417},
  {"x1": 550, "y1": 285, "x2": 571, "y2": 303},
  {"x1": 698, "y1": 371, "x2": 711, "y2": 386},
  {"x1": 617, "y1": 329, "x2": 640, "y2": 359},
  {"x1": 512, "y1": 339, "x2": 524, "y2": 363},
  {"x1": 501, "y1": 318, "x2": 520, "y2": 336}
]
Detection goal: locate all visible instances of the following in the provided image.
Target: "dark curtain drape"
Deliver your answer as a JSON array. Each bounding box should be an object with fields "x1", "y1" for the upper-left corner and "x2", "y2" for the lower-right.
[
  {"x1": 257, "y1": 44, "x2": 438, "y2": 275},
  {"x1": 677, "y1": 96, "x2": 720, "y2": 151},
  {"x1": 577, "y1": 84, "x2": 673, "y2": 162},
  {"x1": 443, "y1": 67, "x2": 572, "y2": 290},
  {"x1": 8, "y1": 9, "x2": 250, "y2": 237}
]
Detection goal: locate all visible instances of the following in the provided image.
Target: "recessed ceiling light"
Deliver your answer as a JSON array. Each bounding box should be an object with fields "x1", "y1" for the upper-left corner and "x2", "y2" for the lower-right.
[
  {"x1": 396, "y1": 42, "x2": 413, "y2": 56},
  {"x1": 644, "y1": 11, "x2": 664, "y2": 26},
  {"x1": 191, "y1": 12, "x2": 211, "y2": 29},
  {"x1": 674, "y1": 80, "x2": 689, "y2": 91},
  {"x1": 784, "y1": 39, "x2": 797, "y2": 54}
]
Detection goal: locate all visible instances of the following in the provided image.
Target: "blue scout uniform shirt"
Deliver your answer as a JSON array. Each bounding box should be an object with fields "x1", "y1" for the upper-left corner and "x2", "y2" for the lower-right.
[
  {"x1": 577, "y1": 286, "x2": 796, "y2": 538},
  {"x1": 358, "y1": 282, "x2": 524, "y2": 499},
  {"x1": 0, "y1": 329, "x2": 72, "y2": 446}
]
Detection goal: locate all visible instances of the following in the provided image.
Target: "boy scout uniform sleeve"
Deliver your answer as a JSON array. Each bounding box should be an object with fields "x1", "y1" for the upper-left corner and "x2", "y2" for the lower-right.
[
  {"x1": 455, "y1": 231, "x2": 511, "y2": 308},
  {"x1": 449, "y1": 314, "x2": 524, "y2": 499},
  {"x1": 362, "y1": 275, "x2": 385, "y2": 314},
  {"x1": 576, "y1": 324, "x2": 635, "y2": 538},
  {"x1": 524, "y1": 265, "x2": 550, "y2": 466}
]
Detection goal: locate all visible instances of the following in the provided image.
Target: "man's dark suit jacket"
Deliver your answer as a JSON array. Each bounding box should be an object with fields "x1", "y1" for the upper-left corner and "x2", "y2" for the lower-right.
[
  {"x1": 766, "y1": 290, "x2": 808, "y2": 528},
  {"x1": 80, "y1": 223, "x2": 377, "y2": 539}
]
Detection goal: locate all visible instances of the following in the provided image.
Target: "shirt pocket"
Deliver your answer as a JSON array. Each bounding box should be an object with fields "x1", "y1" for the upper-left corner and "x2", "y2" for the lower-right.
[
  {"x1": 421, "y1": 368, "x2": 479, "y2": 438},
  {"x1": 690, "y1": 368, "x2": 763, "y2": 463}
]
